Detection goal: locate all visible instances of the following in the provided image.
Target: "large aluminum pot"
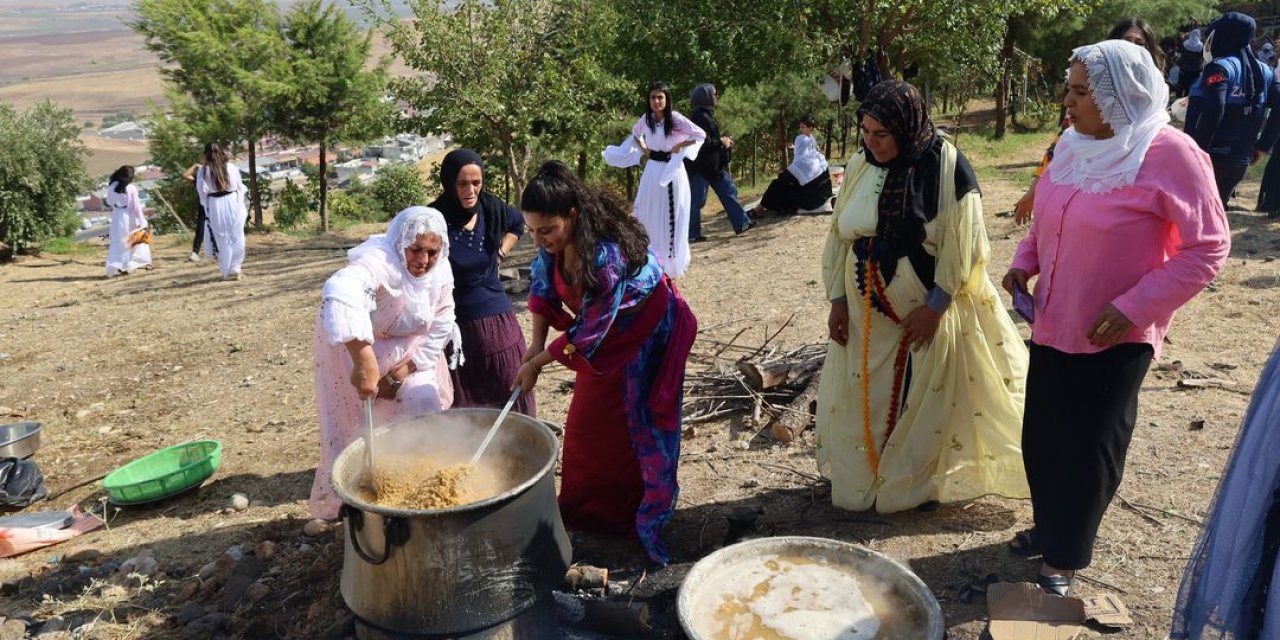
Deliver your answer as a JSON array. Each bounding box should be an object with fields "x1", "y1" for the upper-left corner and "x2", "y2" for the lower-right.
[
  {"x1": 678, "y1": 536, "x2": 944, "y2": 640},
  {"x1": 332, "y1": 409, "x2": 571, "y2": 638}
]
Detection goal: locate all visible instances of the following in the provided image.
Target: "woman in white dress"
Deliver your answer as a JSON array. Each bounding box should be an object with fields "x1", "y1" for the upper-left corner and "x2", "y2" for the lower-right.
[
  {"x1": 197, "y1": 142, "x2": 248, "y2": 280},
  {"x1": 603, "y1": 82, "x2": 705, "y2": 278},
  {"x1": 308, "y1": 206, "x2": 460, "y2": 520},
  {"x1": 759, "y1": 114, "x2": 835, "y2": 215},
  {"x1": 104, "y1": 165, "x2": 152, "y2": 278}
]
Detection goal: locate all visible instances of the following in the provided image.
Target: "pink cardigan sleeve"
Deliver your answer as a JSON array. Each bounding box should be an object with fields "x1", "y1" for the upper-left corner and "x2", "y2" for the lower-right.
[{"x1": 1110, "y1": 141, "x2": 1230, "y2": 328}]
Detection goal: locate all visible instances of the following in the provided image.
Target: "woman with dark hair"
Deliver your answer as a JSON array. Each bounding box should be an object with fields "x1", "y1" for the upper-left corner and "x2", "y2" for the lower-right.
[
  {"x1": 196, "y1": 142, "x2": 248, "y2": 280},
  {"x1": 603, "y1": 82, "x2": 706, "y2": 278},
  {"x1": 1014, "y1": 16, "x2": 1172, "y2": 224},
  {"x1": 104, "y1": 165, "x2": 152, "y2": 277},
  {"x1": 757, "y1": 114, "x2": 834, "y2": 215},
  {"x1": 817, "y1": 80, "x2": 1029, "y2": 515},
  {"x1": 427, "y1": 149, "x2": 535, "y2": 415},
  {"x1": 1110, "y1": 17, "x2": 1168, "y2": 71},
  {"x1": 514, "y1": 161, "x2": 697, "y2": 565}
]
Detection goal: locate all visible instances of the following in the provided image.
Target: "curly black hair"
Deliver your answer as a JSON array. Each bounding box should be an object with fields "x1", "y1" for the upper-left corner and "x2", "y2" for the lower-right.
[{"x1": 520, "y1": 161, "x2": 650, "y2": 292}]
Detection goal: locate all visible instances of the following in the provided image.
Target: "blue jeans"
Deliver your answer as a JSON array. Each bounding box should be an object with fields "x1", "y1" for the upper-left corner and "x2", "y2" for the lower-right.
[{"x1": 689, "y1": 168, "x2": 751, "y2": 237}]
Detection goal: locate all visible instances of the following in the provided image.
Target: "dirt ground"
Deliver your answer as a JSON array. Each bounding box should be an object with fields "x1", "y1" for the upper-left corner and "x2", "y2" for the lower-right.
[{"x1": 0, "y1": 134, "x2": 1278, "y2": 639}]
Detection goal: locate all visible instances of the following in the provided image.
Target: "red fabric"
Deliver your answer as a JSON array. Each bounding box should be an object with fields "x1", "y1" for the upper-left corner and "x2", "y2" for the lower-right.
[
  {"x1": 553, "y1": 264, "x2": 642, "y2": 534},
  {"x1": 558, "y1": 365, "x2": 644, "y2": 535}
]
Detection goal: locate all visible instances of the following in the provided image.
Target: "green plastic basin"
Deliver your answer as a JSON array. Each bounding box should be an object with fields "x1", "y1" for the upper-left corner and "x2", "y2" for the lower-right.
[{"x1": 102, "y1": 440, "x2": 223, "y2": 505}]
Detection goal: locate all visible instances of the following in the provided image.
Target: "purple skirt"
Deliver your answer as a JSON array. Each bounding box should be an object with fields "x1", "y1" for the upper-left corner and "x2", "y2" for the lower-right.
[{"x1": 449, "y1": 310, "x2": 537, "y2": 417}]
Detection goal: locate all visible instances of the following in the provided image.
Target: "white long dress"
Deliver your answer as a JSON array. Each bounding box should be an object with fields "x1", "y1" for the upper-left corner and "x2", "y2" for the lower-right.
[
  {"x1": 603, "y1": 113, "x2": 705, "y2": 278},
  {"x1": 308, "y1": 207, "x2": 460, "y2": 520},
  {"x1": 197, "y1": 163, "x2": 248, "y2": 278},
  {"x1": 104, "y1": 183, "x2": 151, "y2": 277}
]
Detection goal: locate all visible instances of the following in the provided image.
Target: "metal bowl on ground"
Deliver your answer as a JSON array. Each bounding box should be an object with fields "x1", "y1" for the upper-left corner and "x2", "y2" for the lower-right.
[
  {"x1": 0, "y1": 422, "x2": 41, "y2": 459},
  {"x1": 678, "y1": 536, "x2": 945, "y2": 640},
  {"x1": 331, "y1": 408, "x2": 571, "y2": 639}
]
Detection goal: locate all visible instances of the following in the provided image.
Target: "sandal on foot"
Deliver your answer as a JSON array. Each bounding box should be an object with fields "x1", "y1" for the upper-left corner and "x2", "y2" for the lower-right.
[
  {"x1": 1009, "y1": 528, "x2": 1042, "y2": 557},
  {"x1": 1036, "y1": 573, "x2": 1073, "y2": 597}
]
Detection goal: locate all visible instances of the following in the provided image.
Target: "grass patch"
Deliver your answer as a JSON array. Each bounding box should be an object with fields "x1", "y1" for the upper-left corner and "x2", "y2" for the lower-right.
[
  {"x1": 39, "y1": 236, "x2": 98, "y2": 257},
  {"x1": 950, "y1": 127, "x2": 1057, "y2": 189}
]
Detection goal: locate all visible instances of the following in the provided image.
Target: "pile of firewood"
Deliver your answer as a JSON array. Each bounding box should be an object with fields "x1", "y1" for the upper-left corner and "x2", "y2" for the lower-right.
[{"x1": 685, "y1": 315, "x2": 825, "y2": 443}]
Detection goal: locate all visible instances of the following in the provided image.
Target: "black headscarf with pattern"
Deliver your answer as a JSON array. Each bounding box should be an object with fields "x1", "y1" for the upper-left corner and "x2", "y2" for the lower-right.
[{"x1": 856, "y1": 80, "x2": 979, "y2": 285}]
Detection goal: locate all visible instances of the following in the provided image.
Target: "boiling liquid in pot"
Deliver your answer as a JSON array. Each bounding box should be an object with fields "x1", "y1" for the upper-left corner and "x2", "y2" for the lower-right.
[
  {"x1": 358, "y1": 455, "x2": 510, "y2": 510},
  {"x1": 695, "y1": 555, "x2": 926, "y2": 640}
]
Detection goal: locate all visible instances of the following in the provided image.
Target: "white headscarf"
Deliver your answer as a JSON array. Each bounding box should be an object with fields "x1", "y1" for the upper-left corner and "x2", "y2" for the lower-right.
[
  {"x1": 1049, "y1": 40, "x2": 1170, "y2": 194},
  {"x1": 346, "y1": 206, "x2": 452, "y2": 328}
]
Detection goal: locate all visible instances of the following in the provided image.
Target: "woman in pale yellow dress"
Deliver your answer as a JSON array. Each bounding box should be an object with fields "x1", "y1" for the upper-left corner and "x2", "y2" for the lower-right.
[{"x1": 816, "y1": 80, "x2": 1029, "y2": 512}]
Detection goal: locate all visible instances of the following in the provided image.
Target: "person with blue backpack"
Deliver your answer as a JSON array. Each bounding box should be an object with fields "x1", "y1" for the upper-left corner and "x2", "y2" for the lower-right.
[{"x1": 1184, "y1": 12, "x2": 1280, "y2": 208}]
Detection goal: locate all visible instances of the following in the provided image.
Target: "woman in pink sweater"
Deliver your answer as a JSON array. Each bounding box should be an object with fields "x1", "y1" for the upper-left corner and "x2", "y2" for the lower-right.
[{"x1": 1003, "y1": 40, "x2": 1230, "y2": 597}]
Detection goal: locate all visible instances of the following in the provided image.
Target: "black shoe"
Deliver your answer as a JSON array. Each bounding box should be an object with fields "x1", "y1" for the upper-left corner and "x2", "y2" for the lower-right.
[
  {"x1": 690, "y1": 236, "x2": 707, "y2": 243},
  {"x1": 735, "y1": 221, "x2": 757, "y2": 235},
  {"x1": 1036, "y1": 573, "x2": 1073, "y2": 597}
]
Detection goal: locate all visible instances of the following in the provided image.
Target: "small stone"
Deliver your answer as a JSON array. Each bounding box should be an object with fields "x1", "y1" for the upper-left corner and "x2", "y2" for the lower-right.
[
  {"x1": 247, "y1": 582, "x2": 270, "y2": 603},
  {"x1": 218, "y1": 575, "x2": 254, "y2": 612},
  {"x1": 734, "y1": 440, "x2": 751, "y2": 450},
  {"x1": 172, "y1": 365, "x2": 183, "y2": 372},
  {"x1": 0, "y1": 619, "x2": 26, "y2": 640},
  {"x1": 172, "y1": 602, "x2": 205, "y2": 626},
  {"x1": 1265, "y1": 255, "x2": 1277, "y2": 263},
  {"x1": 130, "y1": 556, "x2": 159, "y2": 577},
  {"x1": 197, "y1": 562, "x2": 217, "y2": 581},
  {"x1": 298, "y1": 543, "x2": 312, "y2": 554},
  {"x1": 64, "y1": 548, "x2": 101, "y2": 564},
  {"x1": 741, "y1": 478, "x2": 760, "y2": 488},
  {"x1": 302, "y1": 520, "x2": 330, "y2": 538},
  {"x1": 229, "y1": 493, "x2": 250, "y2": 512},
  {"x1": 1189, "y1": 418, "x2": 1206, "y2": 431},
  {"x1": 175, "y1": 581, "x2": 199, "y2": 603},
  {"x1": 96, "y1": 426, "x2": 112, "y2": 436},
  {"x1": 224, "y1": 545, "x2": 243, "y2": 561},
  {"x1": 254, "y1": 541, "x2": 277, "y2": 561}
]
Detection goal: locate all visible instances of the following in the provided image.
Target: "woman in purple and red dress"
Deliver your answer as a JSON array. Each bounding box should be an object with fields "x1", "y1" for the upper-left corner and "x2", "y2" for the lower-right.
[{"x1": 513, "y1": 161, "x2": 697, "y2": 566}]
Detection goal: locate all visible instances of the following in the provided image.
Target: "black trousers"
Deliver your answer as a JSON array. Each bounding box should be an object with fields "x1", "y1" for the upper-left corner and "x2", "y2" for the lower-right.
[
  {"x1": 191, "y1": 204, "x2": 218, "y2": 255},
  {"x1": 1211, "y1": 154, "x2": 1249, "y2": 209},
  {"x1": 1023, "y1": 342, "x2": 1153, "y2": 570}
]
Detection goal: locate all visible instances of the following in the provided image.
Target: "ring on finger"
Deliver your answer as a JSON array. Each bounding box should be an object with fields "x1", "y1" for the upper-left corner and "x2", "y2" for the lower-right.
[{"x1": 1097, "y1": 320, "x2": 1112, "y2": 333}]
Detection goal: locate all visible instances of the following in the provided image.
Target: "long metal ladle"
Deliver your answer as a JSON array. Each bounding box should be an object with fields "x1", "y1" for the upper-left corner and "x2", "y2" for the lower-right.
[
  {"x1": 470, "y1": 388, "x2": 523, "y2": 465},
  {"x1": 364, "y1": 397, "x2": 379, "y2": 495}
]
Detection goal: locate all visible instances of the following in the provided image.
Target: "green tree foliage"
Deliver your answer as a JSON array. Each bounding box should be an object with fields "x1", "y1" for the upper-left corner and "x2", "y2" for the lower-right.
[
  {"x1": 131, "y1": 0, "x2": 294, "y2": 228},
  {"x1": 358, "y1": 0, "x2": 628, "y2": 194},
  {"x1": 272, "y1": 178, "x2": 312, "y2": 230},
  {"x1": 278, "y1": 0, "x2": 391, "y2": 231},
  {"x1": 369, "y1": 164, "x2": 428, "y2": 220},
  {"x1": 0, "y1": 101, "x2": 90, "y2": 256}
]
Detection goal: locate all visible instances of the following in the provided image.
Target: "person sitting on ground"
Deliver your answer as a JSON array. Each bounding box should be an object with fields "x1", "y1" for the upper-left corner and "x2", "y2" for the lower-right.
[
  {"x1": 757, "y1": 114, "x2": 834, "y2": 215},
  {"x1": 308, "y1": 206, "x2": 460, "y2": 522}
]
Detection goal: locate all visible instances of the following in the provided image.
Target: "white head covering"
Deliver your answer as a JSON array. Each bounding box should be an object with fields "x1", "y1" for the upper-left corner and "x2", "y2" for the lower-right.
[
  {"x1": 1183, "y1": 28, "x2": 1204, "y2": 53},
  {"x1": 1048, "y1": 40, "x2": 1170, "y2": 194},
  {"x1": 347, "y1": 206, "x2": 461, "y2": 364}
]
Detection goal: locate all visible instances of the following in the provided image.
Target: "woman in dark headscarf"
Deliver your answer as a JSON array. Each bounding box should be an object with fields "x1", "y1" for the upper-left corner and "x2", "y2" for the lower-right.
[
  {"x1": 1184, "y1": 11, "x2": 1280, "y2": 208},
  {"x1": 427, "y1": 149, "x2": 535, "y2": 415},
  {"x1": 816, "y1": 80, "x2": 1029, "y2": 515}
]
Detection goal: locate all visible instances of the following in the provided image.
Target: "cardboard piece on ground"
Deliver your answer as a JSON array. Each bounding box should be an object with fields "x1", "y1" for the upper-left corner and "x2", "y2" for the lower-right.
[{"x1": 987, "y1": 582, "x2": 1133, "y2": 640}]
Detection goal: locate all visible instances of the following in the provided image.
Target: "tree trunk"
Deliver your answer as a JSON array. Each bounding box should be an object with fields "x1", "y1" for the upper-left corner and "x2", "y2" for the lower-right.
[
  {"x1": 248, "y1": 138, "x2": 263, "y2": 228},
  {"x1": 319, "y1": 140, "x2": 329, "y2": 232},
  {"x1": 777, "y1": 116, "x2": 788, "y2": 172},
  {"x1": 576, "y1": 150, "x2": 588, "y2": 179},
  {"x1": 825, "y1": 118, "x2": 833, "y2": 160},
  {"x1": 994, "y1": 28, "x2": 1015, "y2": 139}
]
